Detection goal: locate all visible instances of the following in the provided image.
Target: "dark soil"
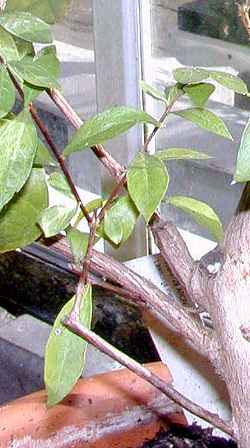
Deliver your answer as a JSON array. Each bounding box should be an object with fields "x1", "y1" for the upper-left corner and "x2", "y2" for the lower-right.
[{"x1": 140, "y1": 424, "x2": 237, "y2": 448}]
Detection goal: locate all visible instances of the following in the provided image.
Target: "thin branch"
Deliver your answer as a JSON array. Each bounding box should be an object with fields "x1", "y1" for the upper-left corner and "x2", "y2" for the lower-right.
[
  {"x1": 64, "y1": 318, "x2": 234, "y2": 439},
  {"x1": 97, "y1": 173, "x2": 127, "y2": 222},
  {"x1": 143, "y1": 99, "x2": 175, "y2": 152},
  {"x1": 238, "y1": 1, "x2": 250, "y2": 39}
]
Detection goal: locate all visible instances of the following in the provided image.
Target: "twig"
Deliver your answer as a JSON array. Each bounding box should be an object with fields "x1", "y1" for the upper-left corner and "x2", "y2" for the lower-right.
[
  {"x1": 238, "y1": 1, "x2": 250, "y2": 38},
  {"x1": 143, "y1": 100, "x2": 174, "y2": 152},
  {"x1": 64, "y1": 318, "x2": 234, "y2": 439}
]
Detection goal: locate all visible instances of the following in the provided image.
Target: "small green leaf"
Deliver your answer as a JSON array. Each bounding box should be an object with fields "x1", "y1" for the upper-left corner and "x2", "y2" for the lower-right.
[
  {"x1": 209, "y1": 71, "x2": 248, "y2": 95},
  {"x1": 184, "y1": 83, "x2": 215, "y2": 107},
  {"x1": 0, "y1": 111, "x2": 38, "y2": 212},
  {"x1": 48, "y1": 172, "x2": 73, "y2": 198},
  {"x1": 173, "y1": 67, "x2": 209, "y2": 84},
  {"x1": 140, "y1": 80, "x2": 167, "y2": 104},
  {"x1": 14, "y1": 36, "x2": 34, "y2": 60},
  {"x1": 10, "y1": 52, "x2": 60, "y2": 89},
  {"x1": 0, "y1": 12, "x2": 52, "y2": 44},
  {"x1": 38, "y1": 205, "x2": 77, "y2": 238},
  {"x1": 33, "y1": 140, "x2": 57, "y2": 167},
  {"x1": 165, "y1": 84, "x2": 183, "y2": 105},
  {"x1": 0, "y1": 168, "x2": 48, "y2": 252},
  {"x1": 234, "y1": 117, "x2": 250, "y2": 182},
  {"x1": 67, "y1": 227, "x2": 89, "y2": 266},
  {"x1": 23, "y1": 83, "x2": 44, "y2": 107},
  {"x1": 104, "y1": 195, "x2": 139, "y2": 245},
  {"x1": 127, "y1": 153, "x2": 169, "y2": 223},
  {"x1": 0, "y1": 65, "x2": 16, "y2": 119},
  {"x1": 168, "y1": 196, "x2": 224, "y2": 241},
  {"x1": 6, "y1": 0, "x2": 72, "y2": 25},
  {"x1": 0, "y1": 26, "x2": 19, "y2": 61},
  {"x1": 85, "y1": 198, "x2": 104, "y2": 213},
  {"x1": 174, "y1": 108, "x2": 233, "y2": 140},
  {"x1": 156, "y1": 148, "x2": 210, "y2": 161},
  {"x1": 63, "y1": 107, "x2": 160, "y2": 157},
  {"x1": 45, "y1": 285, "x2": 92, "y2": 407}
]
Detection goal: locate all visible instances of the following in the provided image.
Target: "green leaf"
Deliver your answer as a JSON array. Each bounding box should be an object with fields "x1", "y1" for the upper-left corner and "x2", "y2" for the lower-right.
[
  {"x1": 104, "y1": 195, "x2": 139, "y2": 245},
  {"x1": 184, "y1": 83, "x2": 215, "y2": 107},
  {"x1": 63, "y1": 107, "x2": 160, "y2": 157},
  {"x1": 127, "y1": 153, "x2": 169, "y2": 223},
  {"x1": 23, "y1": 83, "x2": 45, "y2": 107},
  {"x1": 33, "y1": 140, "x2": 57, "y2": 167},
  {"x1": 234, "y1": 117, "x2": 250, "y2": 182},
  {"x1": 0, "y1": 111, "x2": 38, "y2": 212},
  {"x1": 48, "y1": 172, "x2": 73, "y2": 198},
  {"x1": 0, "y1": 168, "x2": 48, "y2": 252},
  {"x1": 168, "y1": 196, "x2": 224, "y2": 241},
  {"x1": 209, "y1": 71, "x2": 248, "y2": 95},
  {"x1": 45, "y1": 284, "x2": 92, "y2": 407},
  {"x1": 156, "y1": 148, "x2": 210, "y2": 161},
  {"x1": 0, "y1": 65, "x2": 16, "y2": 118},
  {"x1": 85, "y1": 198, "x2": 104, "y2": 213},
  {"x1": 6, "y1": 0, "x2": 72, "y2": 25},
  {"x1": 165, "y1": 84, "x2": 183, "y2": 105},
  {"x1": 67, "y1": 227, "x2": 89, "y2": 266},
  {"x1": 10, "y1": 52, "x2": 60, "y2": 89},
  {"x1": 0, "y1": 26, "x2": 19, "y2": 61},
  {"x1": 140, "y1": 80, "x2": 167, "y2": 104},
  {"x1": 0, "y1": 12, "x2": 52, "y2": 44},
  {"x1": 14, "y1": 36, "x2": 34, "y2": 60},
  {"x1": 174, "y1": 108, "x2": 233, "y2": 140},
  {"x1": 38, "y1": 205, "x2": 77, "y2": 238},
  {"x1": 173, "y1": 67, "x2": 209, "y2": 84}
]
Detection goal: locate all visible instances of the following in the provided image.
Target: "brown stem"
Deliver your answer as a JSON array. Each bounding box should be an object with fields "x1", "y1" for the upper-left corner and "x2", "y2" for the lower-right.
[
  {"x1": 97, "y1": 173, "x2": 127, "y2": 222},
  {"x1": 64, "y1": 318, "x2": 234, "y2": 438},
  {"x1": 144, "y1": 104, "x2": 170, "y2": 152}
]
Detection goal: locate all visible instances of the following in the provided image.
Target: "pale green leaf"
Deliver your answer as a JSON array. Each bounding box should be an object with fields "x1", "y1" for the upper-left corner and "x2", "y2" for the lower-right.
[
  {"x1": 45, "y1": 284, "x2": 92, "y2": 407},
  {"x1": 209, "y1": 71, "x2": 248, "y2": 95},
  {"x1": 6, "y1": 0, "x2": 72, "y2": 25},
  {"x1": 184, "y1": 83, "x2": 215, "y2": 107},
  {"x1": 174, "y1": 108, "x2": 233, "y2": 140},
  {"x1": 0, "y1": 111, "x2": 38, "y2": 212},
  {"x1": 173, "y1": 67, "x2": 209, "y2": 84},
  {"x1": 127, "y1": 153, "x2": 169, "y2": 223},
  {"x1": 140, "y1": 80, "x2": 167, "y2": 103},
  {"x1": 164, "y1": 84, "x2": 183, "y2": 105},
  {"x1": 33, "y1": 140, "x2": 57, "y2": 167},
  {"x1": 234, "y1": 117, "x2": 250, "y2": 182},
  {"x1": 0, "y1": 26, "x2": 19, "y2": 61},
  {"x1": 0, "y1": 168, "x2": 48, "y2": 252},
  {"x1": 85, "y1": 198, "x2": 104, "y2": 213},
  {"x1": 63, "y1": 107, "x2": 160, "y2": 157},
  {"x1": 0, "y1": 65, "x2": 16, "y2": 118},
  {"x1": 67, "y1": 227, "x2": 89, "y2": 266},
  {"x1": 156, "y1": 148, "x2": 210, "y2": 161},
  {"x1": 38, "y1": 205, "x2": 77, "y2": 238},
  {"x1": 48, "y1": 172, "x2": 73, "y2": 198},
  {"x1": 0, "y1": 12, "x2": 52, "y2": 43},
  {"x1": 168, "y1": 196, "x2": 224, "y2": 241},
  {"x1": 10, "y1": 52, "x2": 60, "y2": 89},
  {"x1": 14, "y1": 36, "x2": 34, "y2": 60},
  {"x1": 104, "y1": 195, "x2": 139, "y2": 245},
  {"x1": 23, "y1": 83, "x2": 44, "y2": 107}
]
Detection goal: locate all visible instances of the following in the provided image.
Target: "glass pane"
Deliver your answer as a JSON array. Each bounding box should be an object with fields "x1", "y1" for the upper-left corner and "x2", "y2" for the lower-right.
[{"x1": 151, "y1": 0, "x2": 247, "y2": 239}]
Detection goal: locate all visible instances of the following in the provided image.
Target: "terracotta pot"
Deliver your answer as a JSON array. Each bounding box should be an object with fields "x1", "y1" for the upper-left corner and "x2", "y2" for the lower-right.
[{"x1": 0, "y1": 361, "x2": 187, "y2": 448}]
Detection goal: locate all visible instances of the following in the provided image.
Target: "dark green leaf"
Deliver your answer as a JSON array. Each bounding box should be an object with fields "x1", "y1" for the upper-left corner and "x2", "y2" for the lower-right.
[
  {"x1": 168, "y1": 196, "x2": 224, "y2": 241},
  {"x1": 45, "y1": 284, "x2": 92, "y2": 407},
  {"x1": 6, "y1": 0, "x2": 72, "y2": 25},
  {"x1": 0, "y1": 12, "x2": 52, "y2": 43},
  {"x1": 67, "y1": 227, "x2": 89, "y2": 266},
  {"x1": 234, "y1": 117, "x2": 250, "y2": 182},
  {"x1": 209, "y1": 71, "x2": 248, "y2": 95},
  {"x1": 184, "y1": 83, "x2": 215, "y2": 107},
  {"x1": 48, "y1": 172, "x2": 74, "y2": 198},
  {"x1": 156, "y1": 148, "x2": 210, "y2": 161},
  {"x1": 38, "y1": 205, "x2": 77, "y2": 238},
  {"x1": 174, "y1": 108, "x2": 233, "y2": 140},
  {"x1": 173, "y1": 67, "x2": 209, "y2": 84},
  {"x1": 0, "y1": 26, "x2": 19, "y2": 61},
  {"x1": 127, "y1": 153, "x2": 169, "y2": 223},
  {"x1": 104, "y1": 195, "x2": 139, "y2": 245},
  {"x1": 0, "y1": 168, "x2": 48, "y2": 252},
  {"x1": 33, "y1": 140, "x2": 57, "y2": 167},
  {"x1": 10, "y1": 52, "x2": 60, "y2": 89},
  {"x1": 0, "y1": 111, "x2": 38, "y2": 212},
  {"x1": 63, "y1": 107, "x2": 160, "y2": 157},
  {"x1": 140, "y1": 80, "x2": 167, "y2": 104},
  {"x1": 0, "y1": 65, "x2": 16, "y2": 118}
]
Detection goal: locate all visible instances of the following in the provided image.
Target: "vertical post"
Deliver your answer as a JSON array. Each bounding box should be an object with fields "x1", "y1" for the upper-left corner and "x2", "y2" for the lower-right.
[{"x1": 93, "y1": 0, "x2": 154, "y2": 260}]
